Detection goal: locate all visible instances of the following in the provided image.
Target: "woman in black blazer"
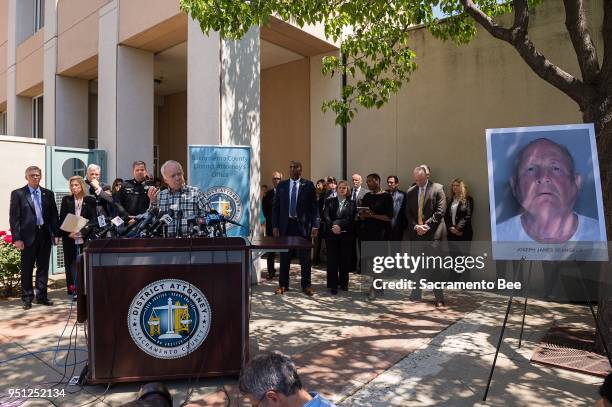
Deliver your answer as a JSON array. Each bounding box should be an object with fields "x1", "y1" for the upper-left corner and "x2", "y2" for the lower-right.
[
  {"x1": 59, "y1": 176, "x2": 97, "y2": 297},
  {"x1": 445, "y1": 179, "x2": 474, "y2": 242},
  {"x1": 323, "y1": 180, "x2": 357, "y2": 294}
]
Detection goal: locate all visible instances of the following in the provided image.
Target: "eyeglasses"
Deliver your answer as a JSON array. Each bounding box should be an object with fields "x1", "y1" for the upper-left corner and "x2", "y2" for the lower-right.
[{"x1": 272, "y1": 177, "x2": 281, "y2": 180}]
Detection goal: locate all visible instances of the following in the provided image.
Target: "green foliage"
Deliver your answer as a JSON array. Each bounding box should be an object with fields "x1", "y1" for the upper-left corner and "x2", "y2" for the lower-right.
[
  {"x1": 180, "y1": 0, "x2": 528, "y2": 125},
  {"x1": 0, "y1": 240, "x2": 21, "y2": 298}
]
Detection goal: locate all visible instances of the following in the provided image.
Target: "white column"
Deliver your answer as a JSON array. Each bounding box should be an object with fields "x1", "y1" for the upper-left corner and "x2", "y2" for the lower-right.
[
  {"x1": 116, "y1": 45, "x2": 154, "y2": 179},
  {"x1": 187, "y1": 18, "x2": 220, "y2": 147},
  {"x1": 220, "y1": 27, "x2": 260, "y2": 238},
  {"x1": 42, "y1": 0, "x2": 58, "y2": 145},
  {"x1": 98, "y1": 2, "x2": 154, "y2": 181},
  {"x1": 97, "y1": 0, "x2": 119, "y2": 180},
  {"x1": 55, "y1": 76, "x2": 88, "y2": 148}
]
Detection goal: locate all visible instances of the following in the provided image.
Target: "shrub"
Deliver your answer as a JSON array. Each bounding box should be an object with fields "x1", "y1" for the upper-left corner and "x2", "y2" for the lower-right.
[{"x1": 0, "y1": 230, "x2": 21, "y2": 297}]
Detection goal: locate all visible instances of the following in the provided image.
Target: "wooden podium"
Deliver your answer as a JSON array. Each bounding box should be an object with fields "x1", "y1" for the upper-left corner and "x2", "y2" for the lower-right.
[{"x1": 79, "y1": 237, "x2": 251, "y2": 384}]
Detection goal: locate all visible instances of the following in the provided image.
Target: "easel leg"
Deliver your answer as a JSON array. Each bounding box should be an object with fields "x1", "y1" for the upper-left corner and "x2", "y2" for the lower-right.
[
  {"x1": 518, "y1": 261, "x2": 533, "y2": 349},
  {"x1": 483, "y1": 260, "x2": 521, "y2": 401},
  {"x1": 577, "y1": 268, "x2": 612, "y2": 366}
]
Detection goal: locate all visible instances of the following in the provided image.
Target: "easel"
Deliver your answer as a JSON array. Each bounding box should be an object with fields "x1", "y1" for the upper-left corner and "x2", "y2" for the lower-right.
[{"x1": 483, "y1": 258, "x2": 612, "y2": 401}]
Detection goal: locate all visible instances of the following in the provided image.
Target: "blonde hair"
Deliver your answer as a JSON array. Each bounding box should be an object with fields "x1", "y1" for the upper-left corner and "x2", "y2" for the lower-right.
[
  {"x1": 68, "y1": 176, "x2": 89, "y2": 198},
  {"x1": 450, "y1": 178, "x2": 467, "y2": 205}
]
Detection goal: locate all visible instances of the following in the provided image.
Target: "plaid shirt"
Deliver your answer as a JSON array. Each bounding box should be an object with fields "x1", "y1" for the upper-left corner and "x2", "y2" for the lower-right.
[{"x1": 150, "y1": 185, "x2": 209, "y2": 237}]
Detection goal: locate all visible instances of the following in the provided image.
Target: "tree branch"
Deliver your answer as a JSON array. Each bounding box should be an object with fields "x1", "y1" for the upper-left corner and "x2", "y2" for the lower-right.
[
  {"x1": 601, "y1": 0, "x2": 612, "y2": 90},
  {"x1": 563, "y1": 0, "x2": 600, "y2": 85},
  {"x1": 460, "y1": 0, "x2": 585, "y2": 105}
]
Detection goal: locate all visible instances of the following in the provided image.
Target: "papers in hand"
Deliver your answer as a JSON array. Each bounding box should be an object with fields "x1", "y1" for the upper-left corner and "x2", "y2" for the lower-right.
[{"x1": 60, "y1": 213, "x2": 89, "y2": 233}]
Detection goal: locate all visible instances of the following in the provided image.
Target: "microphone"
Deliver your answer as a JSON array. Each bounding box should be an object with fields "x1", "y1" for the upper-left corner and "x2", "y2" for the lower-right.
[
  {"x1": 175, "y1": 209, "x2": 183, "y2": 237},
  {"x1": 206, "y1": 209, "x2": 245, "y2": 228},
  {"x1": 150, "y1": 212, "x2": 173, "y2": 237},
  {"x1": 143, "y1": 210, "x2": 166, "y2": 237},
  {"x1": 126, "y1": 207, "x2": 159, "y2": 238}
]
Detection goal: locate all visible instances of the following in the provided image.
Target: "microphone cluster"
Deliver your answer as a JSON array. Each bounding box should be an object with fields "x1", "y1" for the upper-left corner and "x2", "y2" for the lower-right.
[{"x1": 82, "y1": 207, "x2": 244, "y2": 239}]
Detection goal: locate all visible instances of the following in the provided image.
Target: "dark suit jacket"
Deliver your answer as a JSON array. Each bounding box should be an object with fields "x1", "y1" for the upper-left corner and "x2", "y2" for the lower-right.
[
  {"x1": 406, "y1": 181, "x2": 447, "y2": 241},
  {"x1": 323, "y1": 197, "x2": 357, "y2": 238},
  {"x1": 262, "y1": 188, "x2": 276, "y2": 235},
  {"x1": 9, "y1": 185, "x2": 60, "y2": 247},
  {"x1": 350, "y1": 187, "x2": 367, "y2": 206},
  {"x1": 87, "y1": 180, "x2": 126, "y2": 218},
  {"x1": 444, "y1": 196, "x2": 474, "y2": 241},
  {"x1": 388, "y1": 189, "x2": 408, "y2": 231},
  {"x1": 272, "y1": 178, "x2": 320, "y2": 237}
]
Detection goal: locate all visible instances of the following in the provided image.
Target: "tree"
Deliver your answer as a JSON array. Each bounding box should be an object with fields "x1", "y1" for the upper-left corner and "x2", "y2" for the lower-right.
[{"x1": 181, "y1": 0, "x2": 611, "y2": 232}]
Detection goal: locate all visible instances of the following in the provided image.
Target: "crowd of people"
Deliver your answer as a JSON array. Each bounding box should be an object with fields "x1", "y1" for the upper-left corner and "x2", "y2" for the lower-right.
[
  {"x1": 261, "y1": 161, "x2": 474, "y2": 305},
  {"x1": 8, "y1": 159, "x2": 208, "y2": 310}
]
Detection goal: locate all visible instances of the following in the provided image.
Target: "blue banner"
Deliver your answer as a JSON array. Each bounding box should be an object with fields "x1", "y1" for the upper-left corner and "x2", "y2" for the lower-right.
[{"x1": 188, "y1": 145, "x2": 251, "y2": 237}]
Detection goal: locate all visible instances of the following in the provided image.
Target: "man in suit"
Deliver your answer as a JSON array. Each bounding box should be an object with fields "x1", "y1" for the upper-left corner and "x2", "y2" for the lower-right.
[
  {"x1": 86, "y1": 163, "x2": 126, "y2": 218},
  {"x1": 350, "y1": 173, "x2": 367, "y2": 272},
  {"x1": 262, "y1": 171, "x2": 282, "y2": 279},
  {"x1": 387, "y1": 175, "x2": 408, "y2": 241},
  {"x1": 9, "y1": 166, "x2": 60, "y2": 310},
  {"x1": 406, "y1": 165, "x2": 447, "y2": 306},
  {"x1": 272, "y1": 161, "x2": 320, "y2": 296}
]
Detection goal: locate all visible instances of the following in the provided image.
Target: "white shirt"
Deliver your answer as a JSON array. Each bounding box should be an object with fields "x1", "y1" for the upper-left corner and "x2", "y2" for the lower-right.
[
  {"x1": 288, "y1": 178, "x2": 301, "y2": 217},
  {"x1": 496, "y1": 213, "x2": 601, "y2": 242},
  {"x1": 451, "y1": 199, "x2": 460, "y2": 226}
]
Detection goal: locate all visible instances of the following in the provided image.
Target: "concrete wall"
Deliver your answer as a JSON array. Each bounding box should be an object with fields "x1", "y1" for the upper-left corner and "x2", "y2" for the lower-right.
[
  {"x1": 0, "y1": 135, "x2": 46, "y2": 231},
  {"x1": 260, "y1": 58, "x2": 310, "y2": 180},
  {"x1": 55, "y1": 76, "x2": 88, "y2": 148},
  {"x1": 15, "y1": 29, "x2": 43, "y2": 95},
  {"x1": 310, "y1": 51, "x2": 342, "y2": 182},
  {"x1": 346, "y1": 0, "x2": 598, "y2": 241}
]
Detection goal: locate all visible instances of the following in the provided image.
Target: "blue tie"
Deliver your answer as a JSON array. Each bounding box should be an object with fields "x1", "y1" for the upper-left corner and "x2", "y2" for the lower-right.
[
  {"x1": 289, "y1": 181, "x2": 297, "y2": 218},
  {"x1": 33, "y1": 189, "x2": 44, "y2": 225}
]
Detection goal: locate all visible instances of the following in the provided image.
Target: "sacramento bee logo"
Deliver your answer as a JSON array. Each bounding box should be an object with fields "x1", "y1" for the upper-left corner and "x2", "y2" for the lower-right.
[
  {"x1": 203, "y1": 186, "x2": 243, "y2": 229},
  {"x1": 127, "y1": 279, "x2": 211, "y2": 359}
]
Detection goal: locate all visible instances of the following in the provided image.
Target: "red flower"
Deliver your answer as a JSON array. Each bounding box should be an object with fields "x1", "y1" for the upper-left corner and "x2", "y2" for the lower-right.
[
  {"x1": 0, "y1": 231, "x2": 6, "y2": 237},
  {"x1": 3, "y1": 235, "x2": 13, "y2": 244}
]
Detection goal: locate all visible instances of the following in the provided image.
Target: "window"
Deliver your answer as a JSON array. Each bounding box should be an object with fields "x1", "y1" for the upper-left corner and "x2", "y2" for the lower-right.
[
  {"x1": 32, "y1": 95, "x2": 43, "y2": 139},
  {"x1": 34, "y1": 0, "x2": 45, "y2": 32},
  {"x1": 0, "y1": 111, "x2": 6, "y2": 135}
]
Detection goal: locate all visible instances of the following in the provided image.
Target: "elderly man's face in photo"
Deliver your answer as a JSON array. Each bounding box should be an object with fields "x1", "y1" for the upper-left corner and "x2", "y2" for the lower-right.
[{"x1": 511, "y1": 139, "x2": 581, "y2": 217}]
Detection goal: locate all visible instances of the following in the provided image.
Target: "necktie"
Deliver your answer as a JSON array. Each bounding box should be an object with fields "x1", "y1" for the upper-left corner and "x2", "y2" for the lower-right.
[
  {"x1": 289, "y1": 181, "x2": 297, "y2": 218},
  {"x1": 33, "y1": 190, "x2": 44, "y2": 225},
  {"x1": 418, "y1": 188, "x2": 424, "y2": 225},
  {"x1": 351, "y1": 189, "x2": 357, "y2": 201}
]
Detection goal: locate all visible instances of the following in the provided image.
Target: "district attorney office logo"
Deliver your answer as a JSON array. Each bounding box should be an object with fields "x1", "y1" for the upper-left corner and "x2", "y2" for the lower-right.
[
  {"x1": 203, "y1": 186, "x2": 243, "y2": 229},
  {"x1": 127, "y1": 279, "x2": 212, "y2": 360}
]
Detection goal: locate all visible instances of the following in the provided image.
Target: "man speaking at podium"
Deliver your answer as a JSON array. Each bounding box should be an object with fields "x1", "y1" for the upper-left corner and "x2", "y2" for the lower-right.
[{"x1": 147, "y1": 160, "x2": 208, "y2": 237}]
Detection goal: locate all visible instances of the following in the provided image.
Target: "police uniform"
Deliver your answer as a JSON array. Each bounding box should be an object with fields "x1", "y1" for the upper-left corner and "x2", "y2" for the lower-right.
[{"x1": 118, "y1": 178, "x2": 153, "y2": 216}]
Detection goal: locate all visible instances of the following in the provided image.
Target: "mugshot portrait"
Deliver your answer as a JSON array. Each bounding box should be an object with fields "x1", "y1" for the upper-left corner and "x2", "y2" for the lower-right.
[{"x1": 486, "y1": 124, "x2": 607, "y2": 258}]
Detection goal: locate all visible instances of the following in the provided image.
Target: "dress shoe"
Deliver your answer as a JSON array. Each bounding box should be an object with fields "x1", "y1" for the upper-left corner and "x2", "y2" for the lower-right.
[
  {"x1": 330, "y1": 288, "x2": 338, "y2": 295},
  {"x1": 23, "y1": 302, "x2": 32, "y2": 310},
  {"x1": 435, "y1": 301, "x2": 446, "y2": 308},
  {"x1": 36, "y1": 299, "x2": 54, "y2": 306},
  {"x1": 340, "y1": 286, "x2": 348, "y2": 291},
  {"x1": 275, "y1": 286, "x2": 289, "y2": 295},
  {"x1": 302, "y1": 287, "x2": 315, "y2": 296}
]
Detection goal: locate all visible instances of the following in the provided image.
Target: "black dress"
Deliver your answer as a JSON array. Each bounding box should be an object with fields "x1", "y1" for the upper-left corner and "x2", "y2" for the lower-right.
[
  {"x1": 360, "y1": 192, "x2": 393, "y2": 241},
  {"x1": 324, "y1": 198, "x2": 357, "y2": 291}
]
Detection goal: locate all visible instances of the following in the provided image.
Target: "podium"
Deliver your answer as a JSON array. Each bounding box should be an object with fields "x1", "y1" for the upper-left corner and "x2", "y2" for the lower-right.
[{"x1": 79, "y1": 237, "x2": 251, "y2": 384}]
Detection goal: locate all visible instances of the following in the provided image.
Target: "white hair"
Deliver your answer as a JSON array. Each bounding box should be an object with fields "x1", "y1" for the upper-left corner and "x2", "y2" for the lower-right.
[
  {"x1": 87, "y1": 163, "x2": 101, "y2": 174},
  {"x1": 160, "y1": 160, "x2": 183, "y2": 177}
]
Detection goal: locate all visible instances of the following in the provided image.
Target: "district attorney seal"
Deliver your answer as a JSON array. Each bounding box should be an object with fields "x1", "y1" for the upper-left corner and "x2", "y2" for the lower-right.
[{"x1": 127, "y1": 279, "x2": 212, "y2": 359}]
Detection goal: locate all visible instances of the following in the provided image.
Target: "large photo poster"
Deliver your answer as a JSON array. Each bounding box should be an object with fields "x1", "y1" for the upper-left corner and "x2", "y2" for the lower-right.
[
  {"x1": 486, "y1": 124, "x2": 608, "y2": 261},
  {"x1": 188, "y1": 145, "x2": 251, "y2": 237}
]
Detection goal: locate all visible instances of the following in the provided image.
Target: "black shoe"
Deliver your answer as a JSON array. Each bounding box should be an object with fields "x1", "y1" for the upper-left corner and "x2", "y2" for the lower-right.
[
  {"x1": 330, "y1": 289, "x2": 338, "y2": 295},
  {"x1": 36, "y1": 299, "x2": 54, "y2": 306},
  {"x1": 23, "y1": 302, "x2": 32, "y2": 310},
  {"x1": 340, "y1": 286, "x2": 348, "y2": 291}
]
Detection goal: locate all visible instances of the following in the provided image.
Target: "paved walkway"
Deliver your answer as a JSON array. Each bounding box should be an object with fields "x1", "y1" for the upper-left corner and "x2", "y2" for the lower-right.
[{"x1": 0, "y1": 266, "x2": 603, "y2": 406}]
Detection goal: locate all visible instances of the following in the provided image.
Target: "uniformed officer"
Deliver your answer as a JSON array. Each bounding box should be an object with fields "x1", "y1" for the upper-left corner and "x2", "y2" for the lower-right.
[{"x1": 118, "y1": 161, "x2": 154, "y2": 216}]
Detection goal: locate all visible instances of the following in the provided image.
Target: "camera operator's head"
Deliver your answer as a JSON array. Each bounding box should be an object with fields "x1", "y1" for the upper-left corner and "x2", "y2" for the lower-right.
[{"x1": 239, "y1": 351, "x2": 336, "y2": 407}]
